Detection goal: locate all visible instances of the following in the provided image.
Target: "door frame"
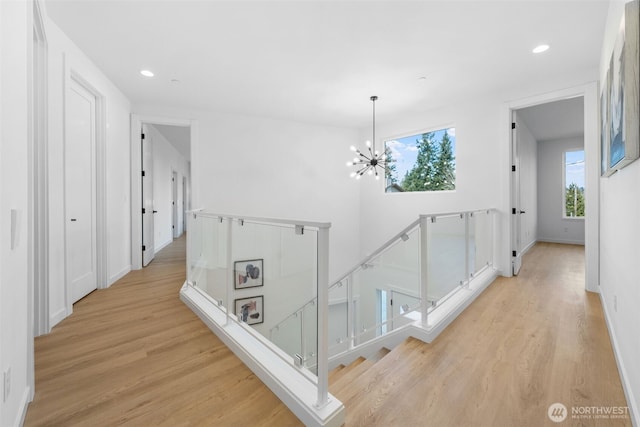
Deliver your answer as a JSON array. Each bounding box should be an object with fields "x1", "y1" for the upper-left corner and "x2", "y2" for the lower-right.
[
  {"x1": 32, "y1": 0, "x2": 49, "y2": 337},
  {"x1": 63, "y1": 69, "x2": 108, "y2": 315},
  {"x1": 130, "y1": 114, "x2": 197, "y2": 270},
  {"x1": 503, "y1": 82, "x2": 599, "y2": 292}
]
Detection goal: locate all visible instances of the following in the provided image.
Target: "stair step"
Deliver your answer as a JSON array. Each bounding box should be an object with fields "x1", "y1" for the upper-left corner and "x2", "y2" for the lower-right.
[
  {"x1": 331, "y1": 337, "x2": 427, "y2": 410},
  {"x1": 329, "y1": 356, "x2": 366, "y2": 384},
  {"x1": 330, "y1": 358, "x2": 374, "y2": 395},
  {"x1": 369, "y1": 347, "x2": 391, "y2": 362}
]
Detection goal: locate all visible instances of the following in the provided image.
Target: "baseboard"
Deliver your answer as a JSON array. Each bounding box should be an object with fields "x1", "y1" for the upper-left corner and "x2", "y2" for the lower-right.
[
  {"x1": 49, "y1": 307, "x2": 67, "y2": 329},
  {"x1": 521, "y1": 239, "x2": 536, "y2": 256},
  {"x1": 15, "y1": 387, "x2": 31, "y2": 427},
  {"x1": 155, "y1": 239, "x2": 171, "y2": 253},
  {"x1": 599, "y1": 286, "x2": 639, "y2": 426},
  {"x1": 109, "y1": 265, "x2": 131, "y2": 286},
  {"x1": 537, "y1": 237, "x2": 585, "y2": 245}
]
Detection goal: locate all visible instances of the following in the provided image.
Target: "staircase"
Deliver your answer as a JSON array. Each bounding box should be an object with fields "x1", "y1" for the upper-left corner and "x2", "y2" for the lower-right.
[{"x1": 329, "y1": 338, "x2": 427, "y2": 424}]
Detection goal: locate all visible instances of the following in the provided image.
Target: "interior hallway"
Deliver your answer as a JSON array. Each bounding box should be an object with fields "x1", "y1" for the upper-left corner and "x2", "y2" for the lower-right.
[{"x1": 24, "y1": 239, "x2": 629, "y2": 426}]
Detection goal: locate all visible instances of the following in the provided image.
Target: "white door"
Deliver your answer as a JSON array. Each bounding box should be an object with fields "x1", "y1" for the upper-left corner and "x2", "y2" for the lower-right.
[
  {"x1": 172, "y1": 171, "x2": 178, "y2": 238},
  {"x1": 66, "y1": 80, "x2": 97, "y2": 303},
  {"x1": 182, "y1": 176, "x2": 187, "y2": 234},
  {"x1": 142, "y1": 125, "x2": 155, "y2": 266},
  {"x1": 511, "y1": 111, "x2": 523, "y2": 275}
]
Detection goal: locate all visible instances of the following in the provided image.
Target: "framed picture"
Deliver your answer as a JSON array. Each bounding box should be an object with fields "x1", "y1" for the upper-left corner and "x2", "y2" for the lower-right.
[
  {"x1": 234, "y1": 296, "x2": 264, "y2": 325},
  {"x1": 602, "y1": 0, "x2": 640, "y2": 175},
  {"x1": 234, "y1": 259, "x2": 263, "y2": 289}
]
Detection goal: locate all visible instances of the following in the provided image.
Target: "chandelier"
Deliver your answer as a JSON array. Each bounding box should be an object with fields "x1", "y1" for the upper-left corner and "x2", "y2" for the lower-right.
[{"x1": 347, "y1": 95, "x2": 389, "y2": 180}]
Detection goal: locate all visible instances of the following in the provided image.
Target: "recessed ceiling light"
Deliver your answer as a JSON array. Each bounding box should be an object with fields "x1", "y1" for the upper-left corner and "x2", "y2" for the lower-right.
[
  {"x1": 532, "y1": 44, "x2": 550, "y2": 54},
  {"x1": 140, "y1": 70, "x2": 154, "y2": 77}
]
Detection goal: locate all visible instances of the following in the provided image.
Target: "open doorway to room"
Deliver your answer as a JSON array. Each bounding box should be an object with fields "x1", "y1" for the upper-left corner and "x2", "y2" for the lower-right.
[
  {"x1": 131, "y1": 116, "x2": 193, "y2": 269},
  {"x1": 510, "y1": 96, "x2": 587, "y2": 276}
]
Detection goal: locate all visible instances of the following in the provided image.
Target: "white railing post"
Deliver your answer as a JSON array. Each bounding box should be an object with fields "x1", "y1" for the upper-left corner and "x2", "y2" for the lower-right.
[
  {"x1": 464, "y1": 212, "x2": 470, "y2": 288},
  {"x1": 419, "y1": 216, "x2": 429, "y2": 328},
  {"x1": 225, "y1": 217, "x2": 233, "y2": 325},
  {"x1": 347, "y1": 274, "x2": 354, "y2": 350},
  {"x1": 316, "y1": 227, "x2": 329, "y2": 409}
]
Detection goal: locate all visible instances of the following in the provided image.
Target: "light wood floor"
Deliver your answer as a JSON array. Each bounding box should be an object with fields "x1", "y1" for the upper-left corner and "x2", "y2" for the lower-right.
[
  {"x1": 24, "y1": 235, "x2": 301, "y2": 426},
  {"x1": 332, "y1": 242, "x2": 631, "y2": 426},
  {"x1": 25, "y1": 240, "x2": 630, "y2": 426}
]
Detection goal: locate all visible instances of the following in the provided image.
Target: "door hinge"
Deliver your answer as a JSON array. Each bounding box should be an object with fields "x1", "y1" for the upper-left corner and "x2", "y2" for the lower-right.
[
  {"x1": 512, "y1": 250, "x2": 517, "y2": 257},
  {"x1": 512, "y1": 208, "x2": 516, "y2": 214},
  {"x1": 511, "y1": 122, "x2": 516, "y2": 129},
  {"x1": 172, "y1": 225, "x2": 174, "y2": 229},
  {"x1": 142, "y1": 170, "x2": 145, "y2": 177},
  {"x1": 142, "y1": 245, "x2": 146, "y2": 251},
  {"x1": 142, "y1": 208, "x2": 146, "y2": 214},
  {"x1": 141, "y1": 133, "x2": 145, "y2": 139},
  {"x1": 512, "y1": 165, "x2": 516, "y2": 172},
  {"x1": 390, "y1": 298, "x2": 393, "y2": 306},
  {"x1": 172, "y1": 201, "x2": 175, "y2": 205}
]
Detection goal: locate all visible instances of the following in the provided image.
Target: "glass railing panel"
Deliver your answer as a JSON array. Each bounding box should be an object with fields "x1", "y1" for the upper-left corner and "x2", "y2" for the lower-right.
[
  {"x1": 270, "y1": 310, "x2": 302, "y2": 359},
  {"x1": 426, "y1": 214, "x2": 466, "y2": 303},
  {"x1": 328, "y1": 280, "x2": 350, "y2": 357},
  {"x1": 388, "y1": 290, "x2": 421, "y2": 330},
  {"x1": 190, "y1": 215, "x2": 228, "y2": 307},
  {"x1": 302, "y1": 301, "x2": 318, "y2": 372},
  {"x1": 352, "y1": 225, "x2": 421, "y2": 344},
  {"x1": 230, "y1": 219, "x2": 318, "y2": 362},
  {"x1": 187, "y1": 213, "x2": 227, "y2": 306},
  {"x1": 471, "y1": 210, "x2": 493, "y2": 275}
]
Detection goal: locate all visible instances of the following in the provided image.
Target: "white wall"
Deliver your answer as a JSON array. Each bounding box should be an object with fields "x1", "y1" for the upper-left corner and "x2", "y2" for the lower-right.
[
  {"x1": 0, "y1": 1, "x2": 32, "y2": 424},
  {"x1": 598, "y1": 1, "x2": 640, "y2": 423},
  {"x1": 537, "y1": 136, "x2": 585, "y2": 245},
  {"x1": 133, "y1": 104, "x2": 362, "y2": 281},
  {"x1": 44, "y1": 16, "x2": 131, "y2": 326},
  {"x1": 515, "y1": 114, "x2": 538, "y2": 251},
  {"x1": 146, "y1": 125, "x2": 189, "y2": 251}
]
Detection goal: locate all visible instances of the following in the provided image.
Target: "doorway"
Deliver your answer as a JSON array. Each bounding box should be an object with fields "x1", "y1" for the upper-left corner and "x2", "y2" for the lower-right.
[
  {"x1": 130, "y1": 116, "x2": 193, "y2": 270},
  {"x1": 506, "y1": 83, "x2": 599, "y2": 291}
]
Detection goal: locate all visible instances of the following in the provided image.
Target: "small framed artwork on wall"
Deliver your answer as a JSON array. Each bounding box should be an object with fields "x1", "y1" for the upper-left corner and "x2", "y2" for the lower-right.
[
  {"x1": 234, "y1": 259, "x2": 263, "y2": 289},
  {"x1": 234, "y1": 296, "x2": 264, "y2": 325}
]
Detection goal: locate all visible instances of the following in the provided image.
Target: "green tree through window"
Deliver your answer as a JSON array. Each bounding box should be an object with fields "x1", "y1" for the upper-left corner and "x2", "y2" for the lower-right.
[
  {"x1": 564, "y1": 150, "x2": 585, "y2": 217},
  {"x1": 384, "y1": 128, "x2": 456, "y2": 192}
]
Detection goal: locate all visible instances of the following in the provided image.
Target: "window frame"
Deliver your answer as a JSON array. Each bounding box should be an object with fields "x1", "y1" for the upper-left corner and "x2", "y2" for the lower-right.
[
  {"x1": 381, "y1": 124, "x2": 457, "y2": 194},
  {"x1": 562, "y1": 148, "x2": 586, "y2": 220}
]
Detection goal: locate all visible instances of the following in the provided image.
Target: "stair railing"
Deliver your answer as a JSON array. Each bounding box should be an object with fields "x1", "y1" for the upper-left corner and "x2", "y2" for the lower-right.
[
  {"x1": 270, "y1": 209, "x2": 495, "y2": 360},
  {"x1": 185, "y1": 211, "x2": 332, "y2": 409}
]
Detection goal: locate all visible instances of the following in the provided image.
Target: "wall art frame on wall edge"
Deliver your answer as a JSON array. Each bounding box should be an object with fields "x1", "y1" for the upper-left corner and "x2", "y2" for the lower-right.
[
  {"x1": 234, "y1": 295, "x2": 264, "y2": 325},
  {"x1": 234, "y1": 258, "x2": 264, "y2": 290},
  {"x1": 603, "y1": 0, "x2": 640, "y2": 176}
]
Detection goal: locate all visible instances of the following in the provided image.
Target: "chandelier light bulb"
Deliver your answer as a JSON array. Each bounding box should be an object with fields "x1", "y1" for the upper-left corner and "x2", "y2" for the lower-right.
[
  {"x1": 346, "y1": 161, "x2": 353, "y2": 166},
  {"x1": 350, "y1": 172, "x2": 357, "y2": 178},
  {"x1": 367, "y1": 169, "x2": 373, "y2": 175},
  {"x1": 375, "y1": 175, "x2": 380, "y2": 180},
  {"x1": 350, "y1": 145, "x2": 357, "y2": 152},
  {"x1": 365, "y1": 140, "x2": 371, "y2": 147},
  {"x1": 355, "y1": 174, "x2": 361, "y2": 180}
]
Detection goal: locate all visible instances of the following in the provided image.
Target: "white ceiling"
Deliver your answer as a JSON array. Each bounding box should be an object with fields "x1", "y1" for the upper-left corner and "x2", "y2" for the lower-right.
[
  {"x1": 517, "y1": 97, "x2": 584, "y2": 142},
  {"x1": 149, "y1": 124, "x2": 191, "y2": 159},
  {"x1": 44, "y1": 0, "x2": 609, "y2": 128}
]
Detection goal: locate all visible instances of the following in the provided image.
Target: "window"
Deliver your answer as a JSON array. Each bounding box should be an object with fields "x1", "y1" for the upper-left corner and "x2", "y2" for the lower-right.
[
  {"x1": 564, "y1": 149, "x2": 585, "y2": 218},
  {"x1": 384, "y1": 127, "x2": 456, "y2": 193}
]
